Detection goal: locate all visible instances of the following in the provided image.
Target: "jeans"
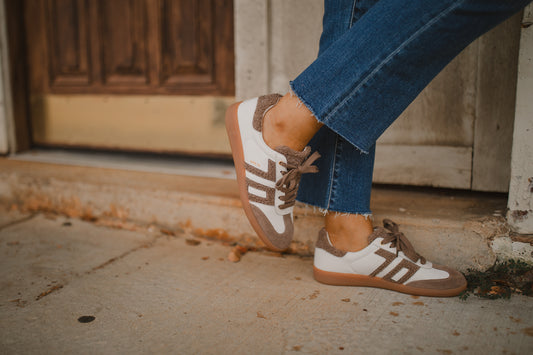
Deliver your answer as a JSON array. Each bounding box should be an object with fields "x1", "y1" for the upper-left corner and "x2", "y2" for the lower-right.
[{"x1": 295, "y1": 0, "x2": 531, "y2": 214}]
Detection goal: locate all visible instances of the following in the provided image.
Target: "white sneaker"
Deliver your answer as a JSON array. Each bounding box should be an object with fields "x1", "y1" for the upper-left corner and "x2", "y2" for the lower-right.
[
  {"x1": 314, "y1": 219, "x2": 467, "y2": 297},
  {"x1": 225, "y1": 94, "x2": 320, "y2": 251}
]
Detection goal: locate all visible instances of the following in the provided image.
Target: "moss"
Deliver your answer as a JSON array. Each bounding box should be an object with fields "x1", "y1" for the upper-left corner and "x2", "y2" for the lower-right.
[{"x1": 459, "y1": 259, "x2": 533, "y2": 300}]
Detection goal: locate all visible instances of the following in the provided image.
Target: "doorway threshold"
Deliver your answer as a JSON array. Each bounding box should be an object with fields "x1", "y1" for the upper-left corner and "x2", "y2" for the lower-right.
[{"x1": 9, "y1": 149, "x2": 236, "y2": 180}]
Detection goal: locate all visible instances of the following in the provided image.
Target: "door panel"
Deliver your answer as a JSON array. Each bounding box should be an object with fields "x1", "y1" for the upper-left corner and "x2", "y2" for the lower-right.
[
  {"x1": 160, "y1": 0, "x2": 214, "y2": 84},
  {"x1": 27, "y1": 0, "x2": 234, "y2": 95},
  {"x1": 46, "y1": 0, "x2": 90, "y2": 86},
  {"x1": 100, "y1": 0, "x2": 149, "y2": 86}
]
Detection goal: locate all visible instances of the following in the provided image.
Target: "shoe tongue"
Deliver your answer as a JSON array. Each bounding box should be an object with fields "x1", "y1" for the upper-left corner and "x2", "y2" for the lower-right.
[
  {"x1": 367, "y1": 227, "x2": 389, "y2": 244},
  {"x1": 274, "y1": 146, "x2": 310, "y2": 166}
]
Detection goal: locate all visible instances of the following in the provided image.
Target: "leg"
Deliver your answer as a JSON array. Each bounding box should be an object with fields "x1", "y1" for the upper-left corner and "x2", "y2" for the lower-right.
[
  {"x1": 288, "y1": 0, "x2": 531, "y2": 153},
  {"x1": 265, "y1": 0, "x2": 530, "y2": 253},
  {"x1": 300, "y1": 0, "x2": 380, "y2": 251},
  {"x1": 226, "y1": 0, "x2": 531, "y2": 295}
]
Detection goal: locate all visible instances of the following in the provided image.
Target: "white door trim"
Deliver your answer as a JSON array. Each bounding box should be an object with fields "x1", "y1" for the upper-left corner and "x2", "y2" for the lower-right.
[{"x1": 507, "y1": 5, "x2": 533, "y2": 234}]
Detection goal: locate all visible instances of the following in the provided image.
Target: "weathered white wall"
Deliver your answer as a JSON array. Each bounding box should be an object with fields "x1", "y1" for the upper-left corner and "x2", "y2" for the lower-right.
[
  {"x1": 507, "y1": 5, "x2": 533, "y2": 234},
  {"x1": 234, "y1": 0, "x2": 323, "y2": 99},
  {"x1": 234, "y1": 0, "x2": 270, "y2": 99}
]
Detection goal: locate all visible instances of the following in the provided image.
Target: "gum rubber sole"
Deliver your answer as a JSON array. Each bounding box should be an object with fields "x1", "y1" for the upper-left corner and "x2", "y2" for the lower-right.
[
  {"x1": 314, "y1": 266, "x2": 467, "y2": 297},
  {"x1": 225, "y1": 101, "x2": 287, "y2": 252}
]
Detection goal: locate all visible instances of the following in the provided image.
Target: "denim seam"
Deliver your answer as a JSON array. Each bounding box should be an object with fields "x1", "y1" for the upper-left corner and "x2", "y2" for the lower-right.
[
  {"x1": 325, "y1": 135, "x2": 340, "y2": 211},
  {"x1": 323, "y1": 0, "x2": 466, "y2": 123},
  {"x1": 326, "y1": 136, "x2": 346, "y2": 212},
  {"x1": 349, "y1": 0, "x2": 358, "y2": 28}
]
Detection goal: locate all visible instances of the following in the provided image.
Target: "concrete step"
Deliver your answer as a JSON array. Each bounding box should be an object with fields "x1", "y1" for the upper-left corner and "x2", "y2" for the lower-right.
[
  {"x1": 1, "y1": 157, "x2": 532, "y2": 271},
  {"x1": 1, "y1": 212, "x2": 532, "y2": 354}
]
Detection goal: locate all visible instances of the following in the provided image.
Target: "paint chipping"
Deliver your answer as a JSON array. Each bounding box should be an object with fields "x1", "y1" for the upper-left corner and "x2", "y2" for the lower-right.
[{"x1": 511, "y1": 210, "x2": 529, "y2": 222}]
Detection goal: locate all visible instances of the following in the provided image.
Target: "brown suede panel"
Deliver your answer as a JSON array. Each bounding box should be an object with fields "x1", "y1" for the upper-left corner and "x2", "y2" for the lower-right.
[
  {"x1": 382, "y1": 259, "x2": 420, "y2": 284},
  {"x1": 315, "y1": 228, "x2": 347, "y2": 257},
  {"x1": 367, "y1": 227, "x2": 389, "y2": 244},
  {"x1": 244, "y1": 159, "x2": 276, "y2": 182},
  {"x1": 369, "y1": 248, "x2": 397, "y2": 277},
  {"x1": 246, "y1": 177, "x2": 275, "y2": 206},
  {"x1": 405, "y1": 264, "x2": 467, "y2": 290},
  {"x1": 274, "y1": 145, "x2": 310, "y2": 167},
  {"x1": 250, "y1": 204, "x2": 293, "y2": 250},
  {"x1": 252, "y1": 94, "x2": 283, "y2": 132}
]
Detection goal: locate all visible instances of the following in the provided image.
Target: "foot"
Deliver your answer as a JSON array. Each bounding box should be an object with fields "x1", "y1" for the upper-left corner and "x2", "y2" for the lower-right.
[
  {"x1": 225, "y1": 94, "x2": 320, "y2": 251},
  {"x1": 313, "y1": 219, "x2": 467, "y2": 297}
]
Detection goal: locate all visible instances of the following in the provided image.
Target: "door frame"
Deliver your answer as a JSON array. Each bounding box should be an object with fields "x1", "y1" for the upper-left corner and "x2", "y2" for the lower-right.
[{"x1": 1, "y1": 0, "x2": 32, "y2": 153}]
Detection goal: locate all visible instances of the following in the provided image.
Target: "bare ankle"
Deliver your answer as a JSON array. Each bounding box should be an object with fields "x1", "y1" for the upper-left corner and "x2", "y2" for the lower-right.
[
  {"x1": 262, "y1": 93, "x2": 322, "y2": 151},
  {"x1": 325, "y1": 213, "x2": 373, "y2": 252}
]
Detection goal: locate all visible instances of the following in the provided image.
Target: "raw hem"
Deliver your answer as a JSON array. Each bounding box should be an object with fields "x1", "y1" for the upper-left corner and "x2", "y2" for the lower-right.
[
  {"x1": 288, "y1": 82, "x2": 370, "y2": 155},
  {"x1": 296, "y1": 200, "x2": 373, "y2": 218}
]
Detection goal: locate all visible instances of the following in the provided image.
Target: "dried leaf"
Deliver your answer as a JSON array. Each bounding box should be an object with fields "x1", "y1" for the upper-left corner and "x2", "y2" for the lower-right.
[
  {"x1": 227, "y1": 249, "x2": 241, "y2": 262},
  {"x1": 256, "y1": 311, "x2": 267, "y2": 319}
]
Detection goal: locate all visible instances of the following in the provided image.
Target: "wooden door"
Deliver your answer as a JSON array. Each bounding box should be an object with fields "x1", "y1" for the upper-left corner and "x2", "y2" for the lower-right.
[{"x1": 22, "y1": 0, "x2": 234, "y2": 155}]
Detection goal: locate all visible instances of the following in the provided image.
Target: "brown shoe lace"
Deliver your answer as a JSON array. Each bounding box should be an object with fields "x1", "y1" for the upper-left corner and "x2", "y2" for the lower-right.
[
  {"x1": 276, "y1": 147, "x2": 320, "y2": 210},
  {"x1": 381, "y1": 219, "x2": 426, "y2": 264}
]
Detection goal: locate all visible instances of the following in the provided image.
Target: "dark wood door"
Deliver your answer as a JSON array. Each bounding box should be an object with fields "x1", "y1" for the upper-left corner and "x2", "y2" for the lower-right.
[
  {"x1": 16, "y1": 0, "x2": 235, "y2": 154},
  {"x1": 26, "y1": 0, "x2": 234, "y2": 95}
]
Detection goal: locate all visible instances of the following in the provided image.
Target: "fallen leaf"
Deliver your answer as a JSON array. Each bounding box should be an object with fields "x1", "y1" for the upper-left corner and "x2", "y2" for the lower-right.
[
  {"x1": 389, "y1": 311, "x2": 399, "y2": 317},
  {"x1": 160, "y1": 229, "x2": 175, "y2": 236},
  {"x1": 185, "y1": 239, "x2": 201, "y2": 246},
  {"x1": 201, "y1": 256, "x2": 209, "y2": 261},
  {"x1": 341, "y1": 298, "x2": 350, "y2": 302},
  {"x1": 256, "y1": 311, "x2": 267, "y2": 319},
  {"x1": 308, "y1": 290, "x2": 320, "y2": 300},
  {"x1": 228, "y1": 250, "x2": 241, "y2": 262},
  {"x1": 227, "y1": 246, "x2": 247, "y2": 262}
]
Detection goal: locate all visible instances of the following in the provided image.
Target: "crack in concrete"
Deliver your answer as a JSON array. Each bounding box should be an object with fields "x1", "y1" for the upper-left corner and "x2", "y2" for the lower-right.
[
  {"x1": 35, "y1": 284, "x2": 64, "y2": 301},
  {"x1": 0, "y1": 214, "x2": 37, "y2": 232},
  {"x1": 32, "y1": 235, "x2": 163, "y2": 302},
  {"x1": 86, "y1": 235, "x2": 162, "y2": 275}
]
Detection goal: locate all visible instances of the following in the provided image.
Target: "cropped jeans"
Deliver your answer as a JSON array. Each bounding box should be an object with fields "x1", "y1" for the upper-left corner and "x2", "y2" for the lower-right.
[{"x1": 295, "y1": 0, "x2": 531, "y2": 214}]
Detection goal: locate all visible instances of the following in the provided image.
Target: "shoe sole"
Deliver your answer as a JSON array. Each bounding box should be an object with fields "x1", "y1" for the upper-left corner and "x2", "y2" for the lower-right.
[
  {"x1": 225, "y1": 101, "x2": 287, "y2": 252},
  {"x1": 313, "y1": 266, "x2": 466, "y2": 297}
]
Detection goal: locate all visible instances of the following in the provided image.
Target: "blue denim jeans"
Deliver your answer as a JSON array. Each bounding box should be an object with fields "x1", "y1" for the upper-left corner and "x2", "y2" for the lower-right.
[{"x1": 295, "y1": 0, "x2": 530, "y2": 214}]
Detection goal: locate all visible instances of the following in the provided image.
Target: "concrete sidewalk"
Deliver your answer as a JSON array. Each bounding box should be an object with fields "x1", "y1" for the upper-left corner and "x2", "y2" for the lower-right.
[{"x1": 1, "y1": 209, "x2": 532, "y2": 354}]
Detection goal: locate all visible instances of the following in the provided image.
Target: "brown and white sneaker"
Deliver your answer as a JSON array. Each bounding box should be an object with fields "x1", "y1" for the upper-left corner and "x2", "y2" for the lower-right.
[
  {"x1": 313, "y1": 219, "x2": 467, "y2": 297},
  {"x1": 225, "y1": 94, "x2": 320, "y2": 251}
]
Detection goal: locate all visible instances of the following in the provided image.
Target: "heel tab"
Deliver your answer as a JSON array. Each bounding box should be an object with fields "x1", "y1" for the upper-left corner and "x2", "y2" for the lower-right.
[
  {"x1": 253, "y1": 94, "x2": 283, "y2": 132},
  {"x1": 316, "y1": 228, "x2": 346, "y2": 257}
]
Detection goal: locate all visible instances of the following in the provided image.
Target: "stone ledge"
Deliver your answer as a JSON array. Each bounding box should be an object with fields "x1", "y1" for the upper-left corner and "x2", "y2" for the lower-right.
[{"x1": 1, "y1": 158, "x2": 528, "y2": 271}]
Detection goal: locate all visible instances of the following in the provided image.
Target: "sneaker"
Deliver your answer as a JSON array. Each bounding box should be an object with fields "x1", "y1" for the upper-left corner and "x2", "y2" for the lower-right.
[
  {"x1": 225, "y1": 94, "x2": 320, "y2": 251},
  {"x1": 313, "y1": 219, "x2": 467, "y2": 297}
]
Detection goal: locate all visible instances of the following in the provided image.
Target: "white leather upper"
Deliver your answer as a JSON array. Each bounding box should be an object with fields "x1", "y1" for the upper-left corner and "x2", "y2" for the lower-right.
[
  {"x1": 238, "y1": 98, "x2": 293, "y2": 234},
  {"x1": 314, "y1": 233, "x2": 449, "y2": 283}
]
